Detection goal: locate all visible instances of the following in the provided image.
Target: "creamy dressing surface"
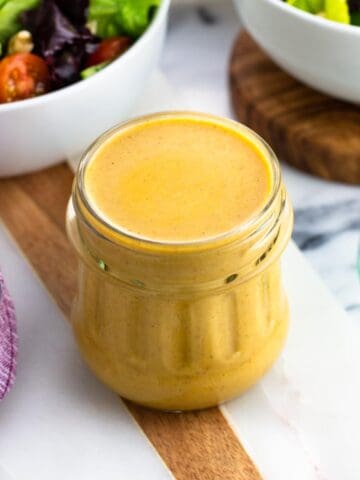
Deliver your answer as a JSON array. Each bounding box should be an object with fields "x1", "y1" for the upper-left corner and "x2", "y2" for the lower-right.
[{"x1": 84, "y1": 118, "x2": 272, "y2": 242}]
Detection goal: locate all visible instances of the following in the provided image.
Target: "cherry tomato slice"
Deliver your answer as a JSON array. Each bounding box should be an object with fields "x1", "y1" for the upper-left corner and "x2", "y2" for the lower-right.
[
  {"x1": 0, "y1": 53, "x2": 50, "y2": 103},
  {"x1": 86, "y1": 37, "x2": 132, "y2": 68}
]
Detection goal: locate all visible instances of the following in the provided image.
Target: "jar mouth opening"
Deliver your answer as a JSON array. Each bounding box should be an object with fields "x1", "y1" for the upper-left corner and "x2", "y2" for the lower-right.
[{"x1": 75, "y1": 111, "x2": 282, "y2": 251}]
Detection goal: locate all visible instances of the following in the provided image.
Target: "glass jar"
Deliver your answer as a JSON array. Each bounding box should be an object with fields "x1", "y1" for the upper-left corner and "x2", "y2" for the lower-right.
[{"x1": 67, "y1": 112, "x2": 293, "y2": 411}]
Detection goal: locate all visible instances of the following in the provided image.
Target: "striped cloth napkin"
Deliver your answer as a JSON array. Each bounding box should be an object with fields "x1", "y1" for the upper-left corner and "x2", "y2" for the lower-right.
[{"x1": 0, "y1": 273, "x2": 17, "y2": 401}]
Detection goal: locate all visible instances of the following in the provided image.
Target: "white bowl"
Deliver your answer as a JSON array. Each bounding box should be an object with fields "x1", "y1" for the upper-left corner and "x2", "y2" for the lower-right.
[
  {"x1": 234, "y1": 0, "x2": 360, "y2": 104},
  {"x1": 0, "y1": 0, "x2": 170, "y2": 177}
]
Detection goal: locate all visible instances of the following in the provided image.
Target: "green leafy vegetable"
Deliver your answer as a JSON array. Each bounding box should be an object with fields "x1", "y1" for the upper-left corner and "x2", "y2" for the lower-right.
[
  {"x1": 81, "y1": 60, "x2": 109, "y2": 79},
  {"x1": 308, "y1": 0, "x2": 325, "y2": 11},
  {"x1": 116, "y1": 0, "x2": 160, "y2": 37},
  {"x1": 286, "y1": 0, "x2": 351, "y2": 24},
  {"x1": 324, "y1": 0, "x2": 350, "y2": 23},
  {"x1": 287, "y1": 0, "x2": 323, "y2": 13},
  {"x1": 88, "y1": 0, "x2": 160, "y2": 38},
  {"x1": 0, "y1": 0, "x2": 39, "y2": 46},
  {"x1": 88, "y1": 0, "x2": 120, "y2": 38},
  {"x1": 351, "y1": 11, "x2": 360, "y2": 24}
]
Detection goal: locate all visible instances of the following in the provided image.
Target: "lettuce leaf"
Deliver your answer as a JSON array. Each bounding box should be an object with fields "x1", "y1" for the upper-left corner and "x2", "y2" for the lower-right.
[
  {"x1": 80, "y1": 60, "x2": 108, "y2": 79},
  {"x1": 351, "y1": 11, "x2": 360, "y2": 24},
  {"x1": 88, "y1": 0, "x2": 160, "y2": 38},
  {"x1": 324, "y1": 0, "x2": 350, "y2": 23},
  {"x1": 286, "y1": 0, "x2": 324, "y2": 13},
  {"x1": 348, "y1": 0, "x2": 360, "y2": 23},
  {"x1": 22, "y1": 0, "x2": 99, "y2": 88},
  {"x1": 116, "y1": 0, "x2": 160, "y2": 37},
  {"x1": 308, "y1": 0, "x2": 325, "y2": 11},
  {"x1": 88, "y1": 0, "x2": 120, "y2": 38},
  {"x1": 286, "y1": 0, "x2": 351, "y2": 24},
  {"x1": 0, "y1": 0, "x2": 39, "y2": 46},
  {"x1": 56, "y1": 0, "x2": 89, "y2": 26}
]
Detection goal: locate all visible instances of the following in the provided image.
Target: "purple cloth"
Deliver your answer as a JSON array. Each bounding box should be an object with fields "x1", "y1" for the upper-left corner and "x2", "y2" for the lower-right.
[{"x1": 0, "y1": 273, "x2": 17, "y2": 401}]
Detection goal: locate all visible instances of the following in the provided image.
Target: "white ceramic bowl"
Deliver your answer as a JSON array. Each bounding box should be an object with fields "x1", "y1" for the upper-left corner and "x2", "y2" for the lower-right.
[
  {"x1": 0, "y1": 0, "x2": 170, "y2": 177},
  {"x1": 234, "y1": 0, "x2": 360, "y2": 104}
]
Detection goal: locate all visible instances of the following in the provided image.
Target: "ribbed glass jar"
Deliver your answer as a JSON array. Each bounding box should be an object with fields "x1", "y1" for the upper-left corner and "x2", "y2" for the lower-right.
[{"x1": 67, "y1": 112, "x2": 293, "y2": 411}]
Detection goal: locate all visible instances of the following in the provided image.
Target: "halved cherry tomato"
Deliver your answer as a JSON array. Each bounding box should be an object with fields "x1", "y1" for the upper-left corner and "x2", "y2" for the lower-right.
[
  {"x1": 86, "y1": 36, "x2": 132, "y2": 68},
  {"x1": 0, "y1": 53, "x2": 50, "y2": 103}
]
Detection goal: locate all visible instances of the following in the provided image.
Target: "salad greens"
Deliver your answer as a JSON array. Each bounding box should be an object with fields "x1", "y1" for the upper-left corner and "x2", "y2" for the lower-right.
[
  {"x1": 285, "y1": 0, "x2": 360, "y2": 25},
  {"x1": 0, "y1": 0, "x2": 160, "y2": 102},
  {"x1": 80, "y1": 60, "x2": 109, "y2": 79},
  {"x1": 116, "y1": 0, "x2": 160, "y2": 37},
  {"x1": 21, "y1": 0, "x2": 98, "y2": 88},
  {"x1": 349, "y1": 0, "x2": 360, "y2": 24},
  {"x1": 287, "y1": 0, "x2": 323, "y2": 12},
  {"x1": 56, "y1": 0, "x2": 89, "y2": 25},
  {"x1": 325, "y1": 0, "x2": 350, "y2": 23},
  {"x1": 88, "y1": 0, "x2": 160, "y2": 38},
  {"x1": 0, "y1": 0, "x2": 39, "y2": 51}
]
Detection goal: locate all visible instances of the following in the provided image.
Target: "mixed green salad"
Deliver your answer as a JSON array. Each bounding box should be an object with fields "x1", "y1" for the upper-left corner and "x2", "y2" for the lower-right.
[
  {"x1": 0, "y1": 0, "x2": 160, "y2": 104},
  {"x1": 284, "y1": 0, "x2": 360, "y2": 26}
]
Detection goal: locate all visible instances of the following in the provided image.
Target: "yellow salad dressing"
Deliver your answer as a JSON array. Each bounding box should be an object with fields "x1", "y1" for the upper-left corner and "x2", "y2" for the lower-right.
[
  {"x1": 67, "y1": 112, "x2": 293, "y2": 411},
  {"x1": 85, "y1": 118, "x2": 272, "y2": 242}
]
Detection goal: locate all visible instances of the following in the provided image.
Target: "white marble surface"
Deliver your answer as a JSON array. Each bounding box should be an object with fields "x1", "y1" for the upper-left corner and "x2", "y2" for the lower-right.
[
  {"x1": 0, "y1": 223, "x2": 172, "y2": 480},
  {"x1": 161, "y1": 0, "x2": 360, "y2": 320}
]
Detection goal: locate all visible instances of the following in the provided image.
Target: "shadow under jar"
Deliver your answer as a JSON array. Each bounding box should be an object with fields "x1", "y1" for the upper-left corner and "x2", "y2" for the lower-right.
[{"x1": 67, "y1": 112, "x2": 293, "y2": 411}]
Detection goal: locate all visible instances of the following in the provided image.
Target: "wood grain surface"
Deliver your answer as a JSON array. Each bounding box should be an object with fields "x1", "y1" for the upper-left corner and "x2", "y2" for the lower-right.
[
  {"x1": 0, "y1": 163, "x2": 262, "y2": 480},
  {"x1": 230, "y1": 32, "x2": 360, "y2": 185}
]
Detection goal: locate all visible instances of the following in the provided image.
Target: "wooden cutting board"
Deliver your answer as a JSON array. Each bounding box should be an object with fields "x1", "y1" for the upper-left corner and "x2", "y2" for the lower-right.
[
  {"x1": 0, "y1": 163, "x2": 262, "y2": 480},
  {"x1": 230, "y1": 32, "x2": 360, "y2": 185}
]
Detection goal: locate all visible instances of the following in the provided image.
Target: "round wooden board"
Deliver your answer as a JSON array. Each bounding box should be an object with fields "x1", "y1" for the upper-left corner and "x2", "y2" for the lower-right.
[{"x1": 230, "y1": 32, "x2": 360, "y2": 185}]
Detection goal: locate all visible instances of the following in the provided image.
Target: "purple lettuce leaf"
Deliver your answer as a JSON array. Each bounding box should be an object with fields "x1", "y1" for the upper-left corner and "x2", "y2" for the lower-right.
[
  {"x1": 56, "y1": 0, "x2": 90, "y2": 26},
  {"x1": 21, "y1": 0, "x2": 98, "y2": 88},
  {"x1": 0, "y1": 273, "x2": 17, "y2": 401}
]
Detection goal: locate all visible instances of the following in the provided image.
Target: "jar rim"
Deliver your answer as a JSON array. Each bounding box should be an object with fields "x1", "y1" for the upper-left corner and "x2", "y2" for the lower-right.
[{"x1": 75, "y1": 111, "x2": 282, "y2": 251}]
